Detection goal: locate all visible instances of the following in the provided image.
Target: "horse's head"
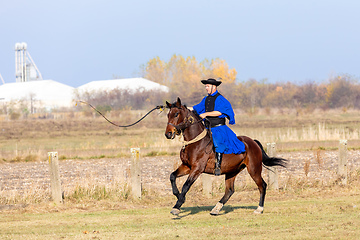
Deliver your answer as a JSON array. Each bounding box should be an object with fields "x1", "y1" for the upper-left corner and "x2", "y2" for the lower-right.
[{"x1": 165, "y1": 97, "x2": 189, "y2": 139}]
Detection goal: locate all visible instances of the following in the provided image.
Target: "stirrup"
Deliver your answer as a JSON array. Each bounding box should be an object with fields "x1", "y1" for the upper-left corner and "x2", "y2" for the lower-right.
[{"x1": 214, "y1": 167, "x2": 221, "y2": 176}]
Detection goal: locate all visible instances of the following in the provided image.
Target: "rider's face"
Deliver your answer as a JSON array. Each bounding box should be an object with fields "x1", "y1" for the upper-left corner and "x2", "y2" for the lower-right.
[{"x1": 205, "y1": 84, "x2": 217, "y2": 95}]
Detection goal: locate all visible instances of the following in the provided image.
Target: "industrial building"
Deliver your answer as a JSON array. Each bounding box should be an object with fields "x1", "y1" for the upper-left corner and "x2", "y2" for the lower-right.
[
  {"x1": 0, "y1": 43, "x2": 168, "y2": 112},
  {"x1": 77, "y1": 78, "x2": 169, "y2": 94}
]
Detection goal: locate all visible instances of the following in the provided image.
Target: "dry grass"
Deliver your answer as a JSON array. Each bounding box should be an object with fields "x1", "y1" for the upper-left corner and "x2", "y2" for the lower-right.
[
  {"x1": 314, "y1": 147, "x2": 324, "y2": 168},
  {"x1": 1, "y1": 107, "x2": 360, "y2": 162},
  {"x1": 1, "y1": 165, "x2": 359, "y2": 207},
  {"x1": 1, "y1": 107, "x2": 360, "y2": 206},
  {"x1": 303, "y1": 159, "x2": 311, "y2": 177},
  {"x1": 1, "y1": 169, "x2": 359, "y2": 207}
]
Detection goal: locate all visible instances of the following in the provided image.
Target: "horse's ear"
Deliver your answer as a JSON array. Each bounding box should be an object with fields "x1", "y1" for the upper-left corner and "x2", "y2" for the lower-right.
[
  {"x1": 166, "y1": 101, "x2": 171, "y2": 108},
  {"x1": 176, "y1": 97, "x2": 182, "y2": 107}
]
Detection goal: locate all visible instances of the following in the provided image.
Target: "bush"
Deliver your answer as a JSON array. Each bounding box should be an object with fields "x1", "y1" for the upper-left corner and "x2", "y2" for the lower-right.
[{"x1": 10, "y1": 112, "x2": 21, "y2": 120}]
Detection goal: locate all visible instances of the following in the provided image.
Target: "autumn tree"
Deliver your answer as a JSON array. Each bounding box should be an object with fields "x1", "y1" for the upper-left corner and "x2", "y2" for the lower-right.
[
  {"x1": 143, "y1": 54, "x2": 238, "y2": 105},
  {"x1": 143, "y1": 56, "x2": 168, "y2": 86},
  {"x1": 325, "y1": 75, "x2": 357, "y2": 108},
  {"x1": 203, "y1": 58, "x2": 237, "y2": 84}
]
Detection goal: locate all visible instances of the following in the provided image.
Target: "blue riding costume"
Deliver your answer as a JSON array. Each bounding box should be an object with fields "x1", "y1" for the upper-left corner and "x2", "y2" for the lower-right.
[{"x1": 193, "y1": 78, "x2": 245, "y2": 175}]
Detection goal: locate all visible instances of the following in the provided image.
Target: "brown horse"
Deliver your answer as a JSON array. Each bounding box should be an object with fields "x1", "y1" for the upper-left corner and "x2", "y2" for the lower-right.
[{"x1": 165, "y1": 98, "x2": 287, "y2": 215}]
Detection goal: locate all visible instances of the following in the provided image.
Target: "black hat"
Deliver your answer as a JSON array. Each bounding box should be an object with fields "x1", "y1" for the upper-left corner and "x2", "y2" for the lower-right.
[{"x1": 201, "y1": 78, "x2": 222, "y2": 86}]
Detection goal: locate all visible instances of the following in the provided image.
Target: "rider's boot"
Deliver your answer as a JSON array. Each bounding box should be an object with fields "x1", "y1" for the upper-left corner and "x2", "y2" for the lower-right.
[{"x1": 214, "y1": 152, "x2": 223, "y2": 176}]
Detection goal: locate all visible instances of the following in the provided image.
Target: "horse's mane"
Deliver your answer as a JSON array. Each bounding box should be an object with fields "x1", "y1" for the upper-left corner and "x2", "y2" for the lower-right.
[
  {"x1": 190, "y1": 108, "x2": 201, "y2": 121},
  {"x1": 183, "y1": 104, "x2": 202, "y2": 121}
]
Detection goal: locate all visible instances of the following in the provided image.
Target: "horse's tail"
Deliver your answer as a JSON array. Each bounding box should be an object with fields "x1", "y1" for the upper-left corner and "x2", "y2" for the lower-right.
[{"x1": 254, "y1": 139, "x2": 287, "y2": 168}]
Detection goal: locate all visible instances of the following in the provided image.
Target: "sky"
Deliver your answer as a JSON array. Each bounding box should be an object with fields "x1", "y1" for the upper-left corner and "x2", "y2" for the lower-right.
[{"x1": 0, "y1": 0, "x2": 359, "y2": 87}]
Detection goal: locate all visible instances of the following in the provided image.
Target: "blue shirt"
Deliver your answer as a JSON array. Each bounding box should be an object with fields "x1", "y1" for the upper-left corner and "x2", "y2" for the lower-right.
[
  {"x1": 192, "y1": 91, "x2": 236, "y2": 125},
  {"x1": 192, "y1": 91, "x2": 245, "y2": 154}
]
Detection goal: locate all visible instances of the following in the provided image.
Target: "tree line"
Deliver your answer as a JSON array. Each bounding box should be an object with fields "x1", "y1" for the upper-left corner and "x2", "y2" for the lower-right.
[
  {"x1": 221, "y1": 74, "x2": 360, "y2": 111},
  {"x1": 4, "y1": 55, "x2": 359, "y2": 120},
  {"x1": 79, "y1": 54, "x2": 360, "y2": 112}
]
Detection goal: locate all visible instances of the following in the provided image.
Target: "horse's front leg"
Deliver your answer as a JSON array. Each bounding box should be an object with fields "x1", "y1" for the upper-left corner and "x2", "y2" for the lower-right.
[
  {"x1": 170, "y1": 164, "x2": 190, "y2": 200},
  {"x1": 171, "y1": 169, "x2": 202, "y2": 215}
]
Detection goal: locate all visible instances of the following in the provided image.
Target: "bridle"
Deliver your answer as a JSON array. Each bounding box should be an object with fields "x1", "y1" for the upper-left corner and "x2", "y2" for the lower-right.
[
  {"x1": 167, "y1": 106, "x2": 213, "y2": 153},
  {"x1": 167, "y1": 107, "x2": 203, "y2": 134}
]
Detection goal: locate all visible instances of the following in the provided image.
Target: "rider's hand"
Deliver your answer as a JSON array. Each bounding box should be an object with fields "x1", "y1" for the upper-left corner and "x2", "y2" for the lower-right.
[{"x1": 199, "y1": 113, "x2": 207, "y2": 119}]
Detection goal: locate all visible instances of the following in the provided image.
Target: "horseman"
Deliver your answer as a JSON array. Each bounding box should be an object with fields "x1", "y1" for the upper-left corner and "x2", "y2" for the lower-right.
[{"x1": 192, "y1": 78, "x2": 246, "y2": 176}]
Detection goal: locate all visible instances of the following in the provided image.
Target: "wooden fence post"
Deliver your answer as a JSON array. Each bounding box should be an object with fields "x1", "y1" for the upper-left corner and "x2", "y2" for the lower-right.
[
  {"x1": 338, "y1": 140, "x2": 348, "y2": 185},
  {"x1": 202, "y1": 174, "x2": 213, "y2": 197},
  {"x1": 48, "y1": 152, "x2": 63, "y2": 203},
  {"x1": 130, "y1": 148, "x2": 142, "y2": 199},
  {"x1": 266, "y1": 143, "x2": 279, "y2": 190}
]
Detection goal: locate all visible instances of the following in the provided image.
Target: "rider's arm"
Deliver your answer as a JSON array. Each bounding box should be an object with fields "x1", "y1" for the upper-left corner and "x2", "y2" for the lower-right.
[{"x1": 199, "y1": 111, "x2": 222, "y2": 119}]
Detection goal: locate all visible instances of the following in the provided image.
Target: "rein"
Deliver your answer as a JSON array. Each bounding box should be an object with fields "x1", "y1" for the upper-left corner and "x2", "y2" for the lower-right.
[{"x1": 77, "y1": 100, "x2": 166, "y2": 127}]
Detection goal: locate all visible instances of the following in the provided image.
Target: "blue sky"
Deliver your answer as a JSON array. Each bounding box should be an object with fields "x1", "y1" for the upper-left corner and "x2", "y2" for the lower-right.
[{"x1": 0, "y1": 0, "x2": 359, "y2": 87}]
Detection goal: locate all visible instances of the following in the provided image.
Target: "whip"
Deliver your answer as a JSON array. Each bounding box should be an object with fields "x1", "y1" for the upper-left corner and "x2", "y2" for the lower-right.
[{"x1": 76, "y1": 100, "x2": 166, "y2": 128}]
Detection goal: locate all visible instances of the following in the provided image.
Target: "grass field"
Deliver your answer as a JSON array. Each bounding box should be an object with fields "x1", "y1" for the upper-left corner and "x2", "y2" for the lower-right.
[
  {"x1": 0, "y1": 186, "x2": 359, "y2": 239},
  {"x1": 1, "y1": 108, "x2": 360, "y2": 239}
]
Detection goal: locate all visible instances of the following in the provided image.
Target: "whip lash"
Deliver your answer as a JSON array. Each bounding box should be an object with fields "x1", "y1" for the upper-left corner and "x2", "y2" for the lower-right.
[{"x1": 76, "y1": 100, "x2": 166, "y2": 128}]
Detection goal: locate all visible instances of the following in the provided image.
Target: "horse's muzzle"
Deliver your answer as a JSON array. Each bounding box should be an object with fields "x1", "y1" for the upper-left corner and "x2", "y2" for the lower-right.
[{"x1": 165, "y1": 131, "x2": 176, "y2": 139}]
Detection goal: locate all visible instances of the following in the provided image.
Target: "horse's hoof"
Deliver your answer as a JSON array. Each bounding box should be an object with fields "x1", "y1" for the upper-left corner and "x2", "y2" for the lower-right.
[
  {"x1": 254, "y1": 206, "x2": 264, "y2": 214},
  {"x1": 171, "y1": 208, "x2": 180, "y2": 215},
  {"x1": 210, "y1": 202, "x2": 224, "y2": 215}
]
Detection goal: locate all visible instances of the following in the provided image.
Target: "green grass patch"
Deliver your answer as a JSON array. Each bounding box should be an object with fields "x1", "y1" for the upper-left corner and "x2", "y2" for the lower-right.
[
  {"x1": 0, "y1": 192, "x2": 359, "y2": 239},
  {"x1": 145, "y1": 151, "x2": 170, "y2": 157}
]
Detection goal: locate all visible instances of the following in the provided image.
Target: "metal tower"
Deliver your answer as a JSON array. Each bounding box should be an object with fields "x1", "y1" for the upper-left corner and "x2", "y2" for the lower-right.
[{"x1": 15, "y1": 42, "x2": 43, "y2": 82}]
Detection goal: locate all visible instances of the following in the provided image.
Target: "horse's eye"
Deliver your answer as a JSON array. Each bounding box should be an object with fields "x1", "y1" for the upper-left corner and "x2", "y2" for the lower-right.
[{"x1": 174, "y1": 112, "x2": 179, "y2": 117}]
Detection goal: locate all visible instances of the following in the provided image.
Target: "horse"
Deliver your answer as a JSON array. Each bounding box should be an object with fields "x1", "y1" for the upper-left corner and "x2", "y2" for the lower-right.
[{"x1": 165, "y1": 97, "x2": 287, "y2": 215}]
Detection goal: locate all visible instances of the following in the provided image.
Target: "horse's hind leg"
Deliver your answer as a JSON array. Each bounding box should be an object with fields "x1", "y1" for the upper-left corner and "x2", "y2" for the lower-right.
[
  {"x1": 248, "y1": 165, "x2": 267, "y2": 214},
  {"x1": 210, "y1": 172, "x2": 239, "y2": 215}
]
